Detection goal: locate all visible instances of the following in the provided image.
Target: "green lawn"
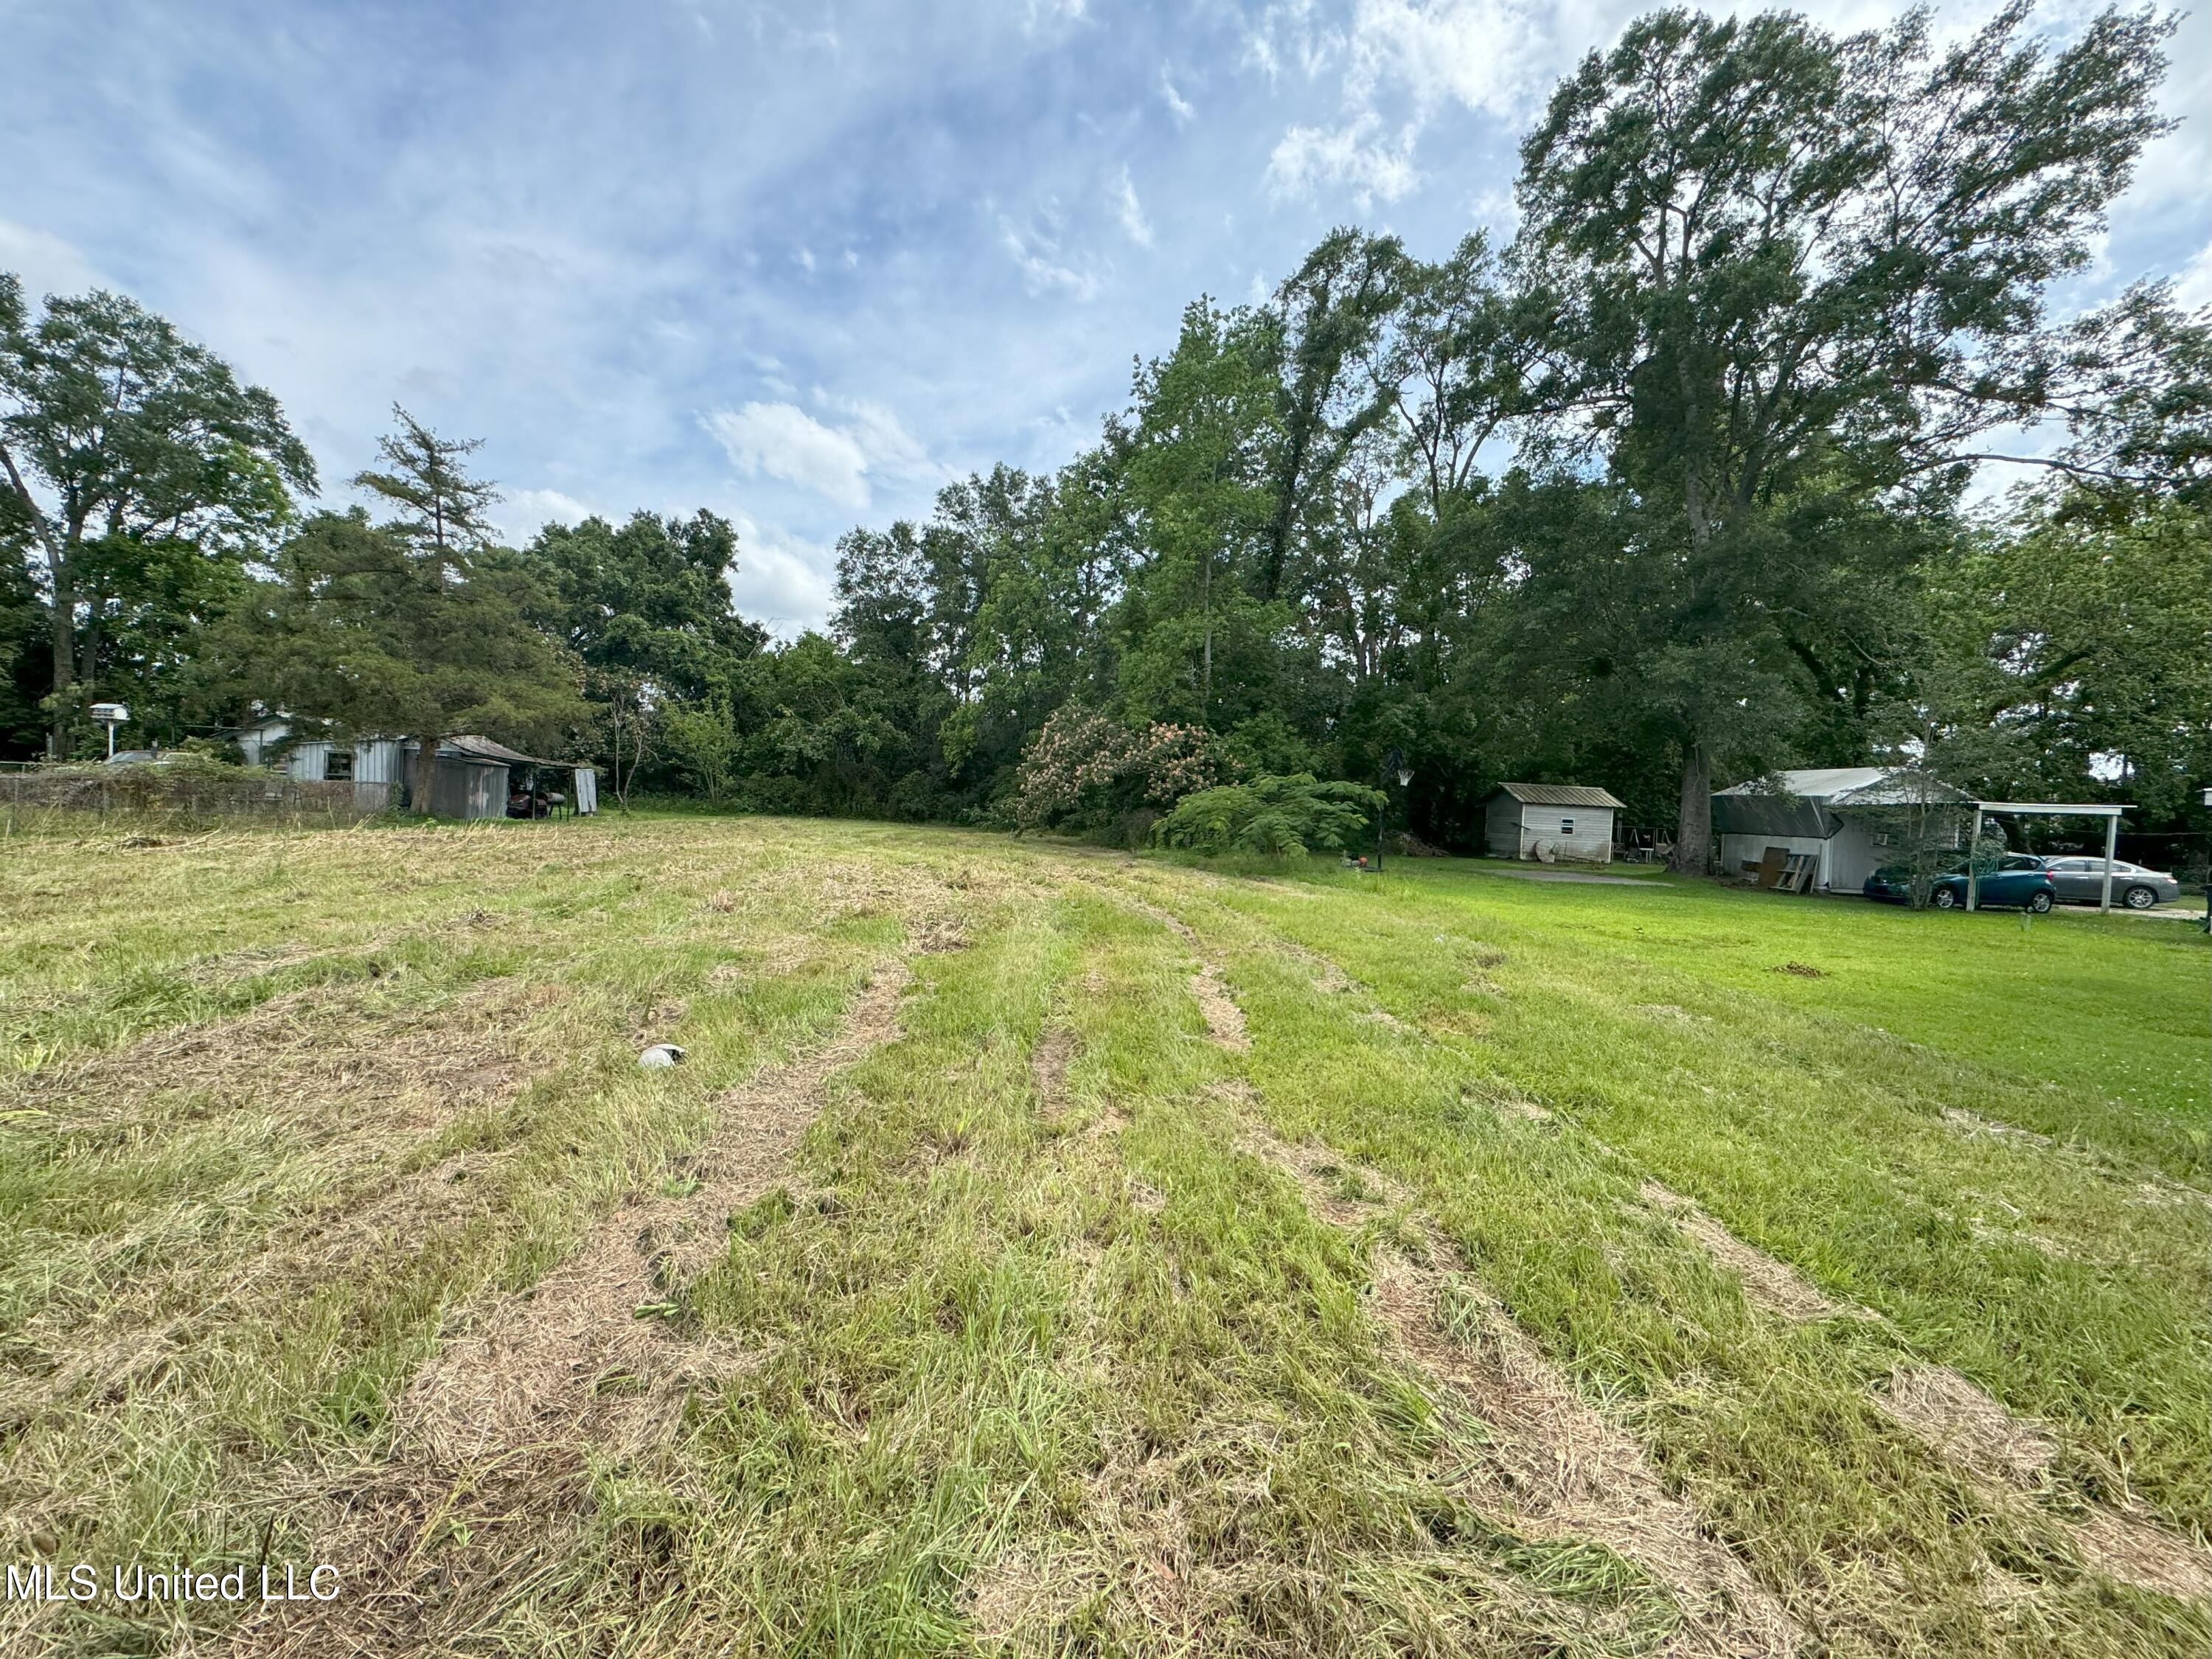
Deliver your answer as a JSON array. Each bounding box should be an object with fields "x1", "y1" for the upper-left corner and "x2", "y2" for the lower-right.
[{"x1": 1, "y1": 818, "x2": 2204, "y2": 1656}]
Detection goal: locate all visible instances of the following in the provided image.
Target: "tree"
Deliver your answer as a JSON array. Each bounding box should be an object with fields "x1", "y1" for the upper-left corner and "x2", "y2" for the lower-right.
[
  {"x1": 1915, "y1": 489, "x2": 2210, "y2": 818},
  {"x1": 352, "y1": 405, "x2": 498, "y2": 577},
  {"x1": 0, "y1": 275, "x2": 316, "y2": 747},
  {"x1": 1118, "y1": 299, "x2": 1282, "y2": 726},
  {"x1": 1514, "y1": 4, "x2": 2174, "y2": 870},
  {"x1": 231, "y1": 509, "x2": 586, "y2": 813}
]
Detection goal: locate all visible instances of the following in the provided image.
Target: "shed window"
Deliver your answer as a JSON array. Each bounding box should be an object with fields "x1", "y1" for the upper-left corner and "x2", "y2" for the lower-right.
[
  {"x1": 324, "y1": 749, "x2": 353, "y2": 782},
  {"x1": 1559, "y1": 816, "x2": 1575, "y2": 836}
]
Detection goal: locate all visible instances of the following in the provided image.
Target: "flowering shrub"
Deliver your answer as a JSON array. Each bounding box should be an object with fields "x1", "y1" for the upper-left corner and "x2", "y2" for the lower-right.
[
  {"x1": 1150, "y1": 773, "x2": 1385, "y2": 858},
  {"x1": 1013, "y1": 706, "x2": 1222, "y2": 835}
]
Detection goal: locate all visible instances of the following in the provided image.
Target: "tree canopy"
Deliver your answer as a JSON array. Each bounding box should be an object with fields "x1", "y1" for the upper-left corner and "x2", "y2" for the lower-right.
[{"x1": 0, "y1": 4, "x2": 2197, "y2": 862}]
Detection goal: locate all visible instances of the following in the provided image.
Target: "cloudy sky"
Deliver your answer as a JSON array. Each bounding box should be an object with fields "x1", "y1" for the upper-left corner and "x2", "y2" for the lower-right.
[{"x1": 5, "y1": 0, "x2": 2205, "y2": 633}]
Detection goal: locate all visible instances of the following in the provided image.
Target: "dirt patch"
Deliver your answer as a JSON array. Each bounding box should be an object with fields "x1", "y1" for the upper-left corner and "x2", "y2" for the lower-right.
[
  {"x1": 1189, "y1": 967, "x2": 1248, "y2": 1051},
  {"x1": 234, "y1": 956, "x2": 918, "y2": 1657},
  {"x1": 1032, "y1": 1023, "x2": 1077, "y2": 1117},
  {"x1": 1641, "y1": 1182, "x2": 1854, "y2": 1324},
  {"x1": 1773, "y1": 962, "x2": 1826, "y2": 978},
  {"x1": 1634, "y1": 1003, "x2": 1708, "y2": 1026},
  {"x1": 1493, "y1": 1093, "x2": 1553, "y2": 1124}
]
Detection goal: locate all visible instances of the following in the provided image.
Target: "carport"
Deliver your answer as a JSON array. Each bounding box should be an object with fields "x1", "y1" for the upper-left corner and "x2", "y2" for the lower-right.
[{"x1": 1966, "y1": 800, "x2": 2129, "y2": 913}]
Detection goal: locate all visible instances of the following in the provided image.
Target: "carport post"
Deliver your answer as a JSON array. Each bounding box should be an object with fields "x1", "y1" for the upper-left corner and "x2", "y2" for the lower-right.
[
  {"x1": 1966, "y1": 805, "x2": 1984, "y2": 911},
  {"x1": 2099, "y1": 812, "x2": 2118, "y2": 914}
]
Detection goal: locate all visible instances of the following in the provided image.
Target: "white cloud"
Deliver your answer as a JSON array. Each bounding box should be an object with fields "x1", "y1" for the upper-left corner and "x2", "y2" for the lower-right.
[
  {"x1": 0, "y1": 218, "x2": 106, "y2": 304},
  {"x1": 1343, "y1": 0, "x2": 1549, "y2": 122},
  {"x1": 1242, "y1": 0, "x2": 1344, "y2": 86},
  {"x1": 2171, "y1": 240, "x2": 2212, "y2": 310},
  {"x1": 703, "y1": 402, "x2": 872, "y2": 508},
  {"x1": 1265, "y1": 113, "x2": 1419, "y2": 206},
  {"x1": 1113, "y1": 168, "x2": 1154, "y2": 248},
  {"x1": 814, "y1": 391, "x2": 936, "y2": 482},
  {"x1": 998, "y1": 215, "x2": 1099, "y2": 299},
  {"x1": 1159, "y1": 64, "x2": 1196, "y2": 125},
  {"x1": 702, "y1": 394, "x2": 938, "y2": 513},
  {"x1": 731, "y1": 513, "x2": 837, "y2": 636},
  {"x1": 498, "y1": 487, "x2": 597, "y2": 541}
]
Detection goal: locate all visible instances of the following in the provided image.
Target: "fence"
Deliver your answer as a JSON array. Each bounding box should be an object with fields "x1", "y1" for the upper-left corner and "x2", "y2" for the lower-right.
[{"x1": 1, "y1": 762, "x2": 394, "y2": 835}]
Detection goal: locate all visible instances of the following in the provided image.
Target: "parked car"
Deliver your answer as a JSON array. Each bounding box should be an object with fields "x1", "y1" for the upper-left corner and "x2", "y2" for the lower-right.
[
  {"x1": 2037, "y1": 855, "x2": 2180, "y2": 910},
  {"x1": 1864, "y1": 855, "x2": 2056, "y2": 912}
]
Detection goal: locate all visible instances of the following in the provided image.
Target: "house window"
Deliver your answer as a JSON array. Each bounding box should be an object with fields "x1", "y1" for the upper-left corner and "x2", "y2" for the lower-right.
[
  {"x1": 324, "y1": 749, "x2": 354, "y2": 782},
  {"x1": 1559, "y1": 817, "x2": 1576, "y2": 836}
]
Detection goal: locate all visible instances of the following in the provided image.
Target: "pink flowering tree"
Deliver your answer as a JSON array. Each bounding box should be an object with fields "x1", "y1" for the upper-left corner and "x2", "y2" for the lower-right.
[{"x1": 1013, "y1": 705, "x2": 1222, "y2": 835}]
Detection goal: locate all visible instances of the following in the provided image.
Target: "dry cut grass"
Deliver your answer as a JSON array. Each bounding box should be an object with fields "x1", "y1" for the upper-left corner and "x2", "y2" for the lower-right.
[{"x1": 1, "y1": 815, "x2": 2205, "y2": 1658}]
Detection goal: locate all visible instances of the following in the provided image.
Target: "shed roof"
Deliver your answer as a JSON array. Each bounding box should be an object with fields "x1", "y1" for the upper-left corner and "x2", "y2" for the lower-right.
[
  {"x1": 1489, "y1": 782, "x2": 1627, "y2": 809},
  {"x1": 1714, "y1": 767, "x2": 1970, "y2": 807}
]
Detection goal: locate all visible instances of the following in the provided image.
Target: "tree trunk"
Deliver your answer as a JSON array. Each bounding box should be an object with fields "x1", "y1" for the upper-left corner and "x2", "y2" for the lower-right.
[
  {"x1": 48, "y1": 566, "x2": 75, "y2": 700},
  {"x1": 1670, "y1": 740, "x2": 1712, "y2": 875},
  {"x1": 411, "y1": 736, "x2": 439, "y2": 815}
]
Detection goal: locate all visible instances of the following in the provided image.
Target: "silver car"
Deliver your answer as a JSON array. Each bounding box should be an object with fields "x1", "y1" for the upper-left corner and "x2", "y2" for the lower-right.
[{"x1": 2038, "y1": 856, "x2": 2181, "y2": 909}]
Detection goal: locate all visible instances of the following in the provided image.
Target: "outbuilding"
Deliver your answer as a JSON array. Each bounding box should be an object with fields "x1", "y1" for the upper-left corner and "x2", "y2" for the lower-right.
[
  {"x1": 1712, "y1": 768, "x2": 1972, "y2": 893},
  {"x1": 235, "y1": 717, "x2": 597, "y2": 819},
  {"x1": 1482, "y1": 783, "x2": 1625, "y2": 863}
]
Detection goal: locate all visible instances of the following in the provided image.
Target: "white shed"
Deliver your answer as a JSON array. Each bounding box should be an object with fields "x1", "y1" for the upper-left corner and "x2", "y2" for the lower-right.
[
  {"x1": 1482, "y1": 783, "x2": 1625, "y2": 863},
  {"x1": 1712, "y1": 768, "x2": 1973, "y2": 893}
]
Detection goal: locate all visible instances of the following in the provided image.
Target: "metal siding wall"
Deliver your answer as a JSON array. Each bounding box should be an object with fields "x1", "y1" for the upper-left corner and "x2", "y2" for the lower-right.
[
  {"x1": 287, "y1": 741, "x2": 330, "y2": 782},
  {"x1": 574, "y1": 768, "x2": 598, "y2": 813},
  {"x1": 1719, "y1": 832, "x2": 1829, "y2": 879},
  {"x1": 469, "y1": 765, "x2": 505, "y2": 820},
  {"x1": 1484, "y1": 796, "x2": 1521, "y2": 858},
  {"x1": 355, "y1": 740, "x2": 401, "y2": 784},
  {"x1": 1826, "y1": 822, "x2": 1886, "y2": 891}
]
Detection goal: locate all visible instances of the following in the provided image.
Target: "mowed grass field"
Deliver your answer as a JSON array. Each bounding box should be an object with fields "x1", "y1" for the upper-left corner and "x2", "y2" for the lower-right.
[{"x1": 0, "y1": 815, "x2": 2205, "y2": 1658}]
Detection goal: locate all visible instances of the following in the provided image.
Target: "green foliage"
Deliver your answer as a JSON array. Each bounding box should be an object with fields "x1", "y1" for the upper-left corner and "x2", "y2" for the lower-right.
[
  {"x1": 1151, "y1": 773, "x2": 1385, "y2": 857},
  {"x1": 221, "y1": 509, "x2": 588, "y2": 793},
  {"x1": 1512, "y1": 3, "x2": 2174, "y2": 866},
  {"x1": 0, "y1": 274, "x2": 314, "y2": 751}
]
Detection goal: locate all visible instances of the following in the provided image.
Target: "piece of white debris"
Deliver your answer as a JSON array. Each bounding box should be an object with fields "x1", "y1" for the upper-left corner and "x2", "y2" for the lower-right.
[{"x1": 639, "y1": 1043, "x2": 687, "y2": 1068}]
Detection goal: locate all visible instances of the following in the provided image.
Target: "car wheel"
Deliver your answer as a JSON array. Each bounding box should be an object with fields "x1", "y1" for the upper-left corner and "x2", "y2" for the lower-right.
[
  {"x1": 2123, "y1": 885, "x2": 2157, "y2": 910},
  {"x1": 1931, "y1": 887, "x2": 1959, "y2": 910},
  {"x1": 2028, "y1": 890, "x2": 2053, "y2": 914}
]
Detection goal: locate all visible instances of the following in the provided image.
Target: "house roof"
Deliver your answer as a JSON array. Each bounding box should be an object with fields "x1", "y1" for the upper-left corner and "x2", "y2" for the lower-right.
[
  {"x1": 1714, "y1": 767, "x2": 1972, "y2": 807},
  {"x1": 1489, "y1": 782, "x2": 1627, "y2": 809}
]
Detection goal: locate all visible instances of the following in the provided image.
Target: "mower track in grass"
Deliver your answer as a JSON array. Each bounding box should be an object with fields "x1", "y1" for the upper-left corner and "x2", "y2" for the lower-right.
[
  {"x1": 235, "y1": 949, "x2": 925, "y2": 1657},
  {"x1": 2, "y1": 821, "x2": 2205, "y2": 1658}
]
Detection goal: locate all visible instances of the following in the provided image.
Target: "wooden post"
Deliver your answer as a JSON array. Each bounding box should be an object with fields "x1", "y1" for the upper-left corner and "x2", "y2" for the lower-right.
[
  {"x1": 2099, "y1": 812, "x2": 2118, "y2": 914},
  {"x1": 1966, "y1": 805, "x2": 1984, "y2": 911}
]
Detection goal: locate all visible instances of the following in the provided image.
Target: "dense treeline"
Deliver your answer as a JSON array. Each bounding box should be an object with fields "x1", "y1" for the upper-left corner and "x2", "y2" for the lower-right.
[{"x1": 2, "y1": 6, "x2": 2206, "y2": 866}]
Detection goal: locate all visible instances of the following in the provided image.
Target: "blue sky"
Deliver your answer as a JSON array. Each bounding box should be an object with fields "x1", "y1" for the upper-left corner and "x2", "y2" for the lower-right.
[{"x1": 5, "y1": 0, "x2": 2205, "y2": 633}]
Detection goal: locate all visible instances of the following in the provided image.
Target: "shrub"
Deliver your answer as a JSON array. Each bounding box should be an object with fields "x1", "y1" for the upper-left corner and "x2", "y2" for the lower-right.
[
  {"x1": 1150, "y1": 773, "x2": 1386, "y2": 858},
  {"x1": 1012, "y1": 706, "x2": 1222, "y2": 836}
]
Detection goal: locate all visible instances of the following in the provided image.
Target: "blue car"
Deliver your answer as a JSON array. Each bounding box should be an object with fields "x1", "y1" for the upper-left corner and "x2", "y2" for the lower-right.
[{"x1": 1864, "y1": 855, "x2": 2056, "y2": 912}]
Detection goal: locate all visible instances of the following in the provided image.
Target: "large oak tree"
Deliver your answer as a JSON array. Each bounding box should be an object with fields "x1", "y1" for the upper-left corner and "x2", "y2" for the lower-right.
[{"x1": 1514, "y1": 3, "x2": 2174, "y2": 870}]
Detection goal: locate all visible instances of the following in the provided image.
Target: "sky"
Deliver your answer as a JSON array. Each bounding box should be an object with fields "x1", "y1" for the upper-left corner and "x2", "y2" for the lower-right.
[{"x1": 4, "y1": 0, "x2": 2206, "y2": 634}]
